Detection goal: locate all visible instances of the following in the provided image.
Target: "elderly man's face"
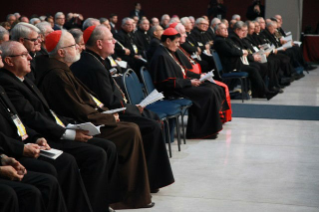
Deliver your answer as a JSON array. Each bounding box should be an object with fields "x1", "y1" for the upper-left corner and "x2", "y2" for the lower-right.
[
  {"x1": 100, "y1": 27, "x2": 116, "y2": 58},
  {"x1": 5, "y1": 43, "x2": 32, "y2": 76},
  {"x1": 0, "y1": 34, "x2": 9, "y2": 44},
  {"x1": 0, "y1": 50, "x2": 3, "y2": 68},
  {"x1": 122, "y1": 19, "x2": 134, "y2": 33},
  {"x1": 56, "y1": 15, "x2": 65, "y2": 26},
  {"x1": 259, "y1": 19, "x2": 265, "y2": 30},
  {"x1": 216, "y1": 23, "x2": 228, "y2": 38},
  {"x1": 61, "y1": 33, "x2": 80, "y2": 64},
  {"x1": 235, "y1": 27, "x2": 247, "y2": 39},
  {"x1": 177, "y1": 26, "x2": 187, "y2": 44},
  {"x1": 248, "y1": 23, "x2": 255, "y2": 35},
  {"x1": 197, "y1": 20, "x2": 209, "y2": 31},
  {"x1": 21, "y1": 31, "x2": 40, "y2": 53},
  {"x1": 183, "y1": 19, "x2": 192, "y2": 31},
  {"x1": 8, "y1": 16, "x2": 16, "y2": 25},
  {"x1": 140, "y1": 20, "x2": 150, "y2": 31},
  {"x1": 254, "y1": 22, "x2": 260, "y2": 33},
  {"x1": 162, "y1": 15, "x2": 170, "y2": 26},
  {"x1": 268, "y1": 25, "x2": 276, "y2": 34},
  {"x1": 151, "y1": 18, "x2": 159, "y2": 26}
]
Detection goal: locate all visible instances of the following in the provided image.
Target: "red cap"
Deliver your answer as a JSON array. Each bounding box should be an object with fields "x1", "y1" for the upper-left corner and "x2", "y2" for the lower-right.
[
  {"x1": 45, "y1": 30, "x2": 62, "y2": 52},
  {"x1": 83, "y1": 25, "x2": 96, "y2": 44},
  {"x1": 163, "y1": 28, "x2": 179, "y2": 36},
  {"x1": 168, "y1": 22, "x2": 178, "y2": 29}
]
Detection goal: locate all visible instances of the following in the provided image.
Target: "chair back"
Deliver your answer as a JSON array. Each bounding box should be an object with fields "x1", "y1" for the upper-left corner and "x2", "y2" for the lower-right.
[
  {"x1": 140, "y1": 66, "x2": 155, "y2": 95},
  {"x1": 212, "y1": 50, "x2": 223, "y2": 75},
  {"x1": 122, "y1": 68, "x2": 145, "y2": 104}
]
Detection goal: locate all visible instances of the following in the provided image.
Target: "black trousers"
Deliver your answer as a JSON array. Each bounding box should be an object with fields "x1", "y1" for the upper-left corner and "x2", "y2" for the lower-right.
[
  {"x1": 0, "y1": 171, "x2": 67, "y2": 212},
  {"x1": 241, "y1": 64, "x2": 267, "y2": 97},
  {"x1": 48, "y1": 137, "x2": 119, "y2": 212},
  {"x1": 19, "y1": 153, "x2": 93, "y2": 212}
]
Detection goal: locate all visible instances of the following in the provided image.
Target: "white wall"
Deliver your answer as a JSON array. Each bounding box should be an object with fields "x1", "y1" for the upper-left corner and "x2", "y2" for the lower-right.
[{"x1": 265, "y1": 0, "x2": 303, "y2": 40}]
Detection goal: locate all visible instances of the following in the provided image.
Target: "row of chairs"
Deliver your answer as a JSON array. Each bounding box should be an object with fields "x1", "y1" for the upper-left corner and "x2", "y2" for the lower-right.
[{"x1": 122, "y1": 67, "x2": 192, "y2": 157}]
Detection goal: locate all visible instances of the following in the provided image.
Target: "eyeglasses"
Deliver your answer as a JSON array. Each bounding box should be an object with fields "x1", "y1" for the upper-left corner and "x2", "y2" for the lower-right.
[
  {"x1": 7, "y1": 52, "x2": 29, "y2": 58},
  {"x1": 61, "y1": 44, "x2": 77, "y2": 49},
  {"x1": 24, "y1": 37, "x2": 40, "y2": 42}
]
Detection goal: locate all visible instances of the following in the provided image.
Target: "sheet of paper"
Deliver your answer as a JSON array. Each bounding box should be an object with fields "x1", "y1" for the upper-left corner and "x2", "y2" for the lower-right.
[
  {"x1": 199, "y1": 70, "x2": 214, "y2": 82},
  {"x1": 116, "y1": 60, "x2": 127, "y2": 69},
  {"x1": 294, "y1": 41, "x2": 302, "y2": 46},
  {"x1": 282, "y1": 35, "x2": 292, "y2": 42},
  {"x1": 102, "y1": 107, "x2": 127, "y2": 114},
  {"x1": 240, "y1": 56, "x2": 249, "y2": 65},
  {"x1": 40, "y1": 148, "x2": 63, "y2": 160},
  {"x1": 66, "y1": 122, "x2": 104, "y2": 136},
  {"x1": 139, "y1": 89, "x2": 164, "y2": 108}
]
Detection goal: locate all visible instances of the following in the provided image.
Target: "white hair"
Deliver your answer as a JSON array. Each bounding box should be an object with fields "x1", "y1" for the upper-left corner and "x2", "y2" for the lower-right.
[{"x1": 10, "y1": 22, "x2": 40, "y2": 41}]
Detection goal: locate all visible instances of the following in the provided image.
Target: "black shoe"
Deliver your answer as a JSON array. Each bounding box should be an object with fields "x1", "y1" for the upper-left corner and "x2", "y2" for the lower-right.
[
  {"x1": 295, "y1": 73, "x2": 305, "y2": 80},
  {"x1": 271, "y1": 86, "x2": 284, "y2": 94},
  {"x1": 151, "y1": 189, "x2": 159, "y2": 193},
  {"x1": 280, "y1": 77, "x2": 291, "y2": 85},
  {"x1": 305, "y1": 65, "x2": 317, "y2": 71},
  {"x1": 265, "y1": 90, "x2": 279, "y2": 100},
  {"x1": 142, "y1": 202, "x2": 155, "y2": 208}
]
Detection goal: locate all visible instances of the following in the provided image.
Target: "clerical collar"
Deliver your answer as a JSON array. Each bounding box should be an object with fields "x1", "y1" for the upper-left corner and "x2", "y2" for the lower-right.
[{"x1": 16, "y1": 76, "x2": 24, "y2": 82}]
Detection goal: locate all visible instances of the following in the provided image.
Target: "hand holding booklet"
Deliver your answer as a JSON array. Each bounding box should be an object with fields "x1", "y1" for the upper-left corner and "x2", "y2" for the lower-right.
[
  {"x1": 66, "y1": 122, "x2": 104, "y2": 136},
  {"x1": 139, "y1": 89, "x2": 164, "y2": 107},
  {"x1": 40, "y1": 148, "x2": 63, "y2": 160}
]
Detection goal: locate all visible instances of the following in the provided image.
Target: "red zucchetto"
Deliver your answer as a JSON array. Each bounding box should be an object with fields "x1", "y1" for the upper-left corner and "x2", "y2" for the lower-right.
[
  {"x1": 45, "y1": 30, "x2": 62, "y2": 52},
  {"x1": 83, "y1": 25, "x2": 96, "y2": 44},
  {"x1": 168, "y1": 22, "x2": 178, "y2": 29},
  {"x1": 162, "y1": 28, "x2": 179, "y2": 36}
]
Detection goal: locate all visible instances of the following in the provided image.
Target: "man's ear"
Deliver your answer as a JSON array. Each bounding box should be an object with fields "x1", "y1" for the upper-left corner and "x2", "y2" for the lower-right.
[
  {"x1": 57, "y1": 49, "x2": 65, "y2": 57},
  {"x1": 4, "y1": 57, "x2": 13, "y2": 66},
  {"x1": 96, "y1": 40, "x2": 103, "y2": 49}
]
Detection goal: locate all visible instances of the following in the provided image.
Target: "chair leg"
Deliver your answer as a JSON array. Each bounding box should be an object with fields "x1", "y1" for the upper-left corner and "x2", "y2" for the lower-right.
[
  {"x1": 164, "y1": 119, "x2": 172, "y2": 157},
  {"x1": 239, "y1": 78, "x2": 244, "y2": 103},
  {"x1": 175, "y1": 116, "x2": 181, "y2": 151},
  {"x1": 181, "y1": 112, "x2": 187, "y2": 144}
]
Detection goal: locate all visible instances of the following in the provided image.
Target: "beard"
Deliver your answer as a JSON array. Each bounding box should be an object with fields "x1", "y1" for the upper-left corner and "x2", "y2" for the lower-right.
[{"x1": 65, "y1": 51, "x2": 80, "y2": 64}]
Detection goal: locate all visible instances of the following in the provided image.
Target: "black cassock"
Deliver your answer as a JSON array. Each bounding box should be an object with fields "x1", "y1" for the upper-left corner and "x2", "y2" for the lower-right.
[
  {"x1": 70, "y1": 50, "x2": 175, "y2": 190},
  {"x1": 150, "y1": 45, "x2": 225, "y2": 139}
]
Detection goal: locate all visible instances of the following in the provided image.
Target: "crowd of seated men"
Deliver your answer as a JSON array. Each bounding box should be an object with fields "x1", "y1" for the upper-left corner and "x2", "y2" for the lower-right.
[{"x1": 0, "y1": 8, "x2": 314, "y2": 212}]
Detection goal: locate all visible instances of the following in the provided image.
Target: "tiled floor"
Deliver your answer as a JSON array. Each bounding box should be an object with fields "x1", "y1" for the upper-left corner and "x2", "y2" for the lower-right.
[{"x1": 122, "y1": 68, "x2": 319, "y2": 212}]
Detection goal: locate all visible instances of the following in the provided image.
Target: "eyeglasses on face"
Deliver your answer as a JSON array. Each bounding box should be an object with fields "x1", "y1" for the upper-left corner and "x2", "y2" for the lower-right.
[
  {"x1": 24, "y1": 37, "x2": 40, "y2": 42},
  {"x1": 7, "y1": 52, "x2": 29, "y2": 58}
]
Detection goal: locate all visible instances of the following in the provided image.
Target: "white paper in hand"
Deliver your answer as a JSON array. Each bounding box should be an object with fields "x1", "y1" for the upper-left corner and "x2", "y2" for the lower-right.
[
  {"x1": 66, "y1": 122, "x2": 104, "y2": 136},
  {"x1": 40, "y1": 148, "x2": 63, "y2": 160},
  {"x1": 102, "y1": 107, "x2": 126, "y2": 114},
  {"x1": 199, "y1": 70, "x2": 214, "y2": 82},
  {"x1": 139, "y1": 89, "x2": 164, "y2": 107}
]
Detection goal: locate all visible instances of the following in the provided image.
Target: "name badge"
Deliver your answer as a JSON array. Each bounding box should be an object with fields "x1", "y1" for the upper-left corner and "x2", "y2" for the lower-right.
[
  {"x1": 90, "y1": 94, "x2": 104, "y2": 108},
  {"x1": 12, "y1": 115, "x2": 28, "y2": 140},
  {"x1": 198, "y1": 42, "x2": 203, "y2": 46},
  {"x1": 50, "y1": 110, "x2": 65, "y2": 127},
  {"x1": 132, "y1": 45, "x2": 138, "y2": 54}
]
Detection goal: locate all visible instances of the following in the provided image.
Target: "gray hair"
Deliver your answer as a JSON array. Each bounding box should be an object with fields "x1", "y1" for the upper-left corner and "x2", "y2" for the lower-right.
[
  {"x1": 55, "y1": 12, "x2": 64, "y2": 20},
  {"x1": 188, "y1": 16, "x2": 195, "y2": 22},
  {"x1": 6, "y1": 14, "x2": 15, "y2": 21},
  {"x1": 0, "y1": 41, "x2": 20, "y2": 59},
  {"x1": 99, "y1": 17, "x2": 108, "y2": 24},
  {"x1": 30, "y1": 18, "x2": 40, "y2": 25},
  {"x1": 168, "y1": 17, "x2": 179, "y2": 25},
  {"x1": 180, "y1": 17, "x2": 190, "y2": 26},
  {"x1": 175, "y1": 23, "x2": 185, "y2": 33},
  {"x1": 39, "y1": 16, "x2": 47, "y2": 21},
  {"x1": 86, "y1": 25, "x2": 108, "y2": 47},
  {"x1": 233, "y1": 21, "x2": 247, "y2": 30},
  {"x1": 266, "y1": 21, "x2": 276, "y2": 28},
  {"x1": 10, "y1": 22, "x2": 40, "y2": 41},
  {"x1": 215, "y1": 23, "x2": 225, "y2": 32},
  {"x1": 211, "y1": 18, "x2": 221, "y2": 27},
  {"x1": 232, "y1": 14, "x2": 241, "y2": 20},
  {"x1": 48, "y1": 30, "x2": 68, "y2": 57},
  {"x1": 121, "y1": 17, "x2": 133, "y2": 26},
  {"x1": 161, "y1": 14, "x2": 170, "y2": 22},
  {"x1": 36, "y1": 21, "x2": 52, "y2": 34},
  {"x1": 82, "y1": 18, "x2": 100, "y2": 30},
  {"x1": 255, "y1": 17, "x2": 264, "y2": 22},
  {"x1": 69, "y1": 28, "x2": 83, "y2": 44},
  {"x1": 195, "y1": 17, "x2": 206, "y2": 25},
  {"x1": 0, "y1": 26, "x2": 9, "y2": 41}
]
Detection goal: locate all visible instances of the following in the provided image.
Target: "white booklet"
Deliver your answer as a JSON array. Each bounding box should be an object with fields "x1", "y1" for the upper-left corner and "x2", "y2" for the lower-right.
[
  {"x1": 285, "y1": 31, "x2": 291, "y2": 36},
  {"x1": 139, "y1": 89, "x2": 164, "y2": 108},
  {"x1": 282, "y1": 35, "x2": 292, "y2": 42},
  {"x1": 102, "y1": 107, "x2": 126, "y2": 114},
  {"x1": 40, "y1": 148, "x2": 63, "y2": 160},
  {"x1": 276, "y1": 41, "x2": 293, "y2": 51},
  {"x1": 116, "y1": 60, "x2": 127, "y2": 68},
  {"x1": 66, "y1": 122, "x2": 104, "y2": 136},
  {"x1": 199, "y1": 70, "x2": 215, "y2": 82},
  {"x1": 294, "y1": 41, "x2": 302, "y2": 46},
  {"x1": 240, "y1": 56, "x2": 249, "y2": 65}
]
